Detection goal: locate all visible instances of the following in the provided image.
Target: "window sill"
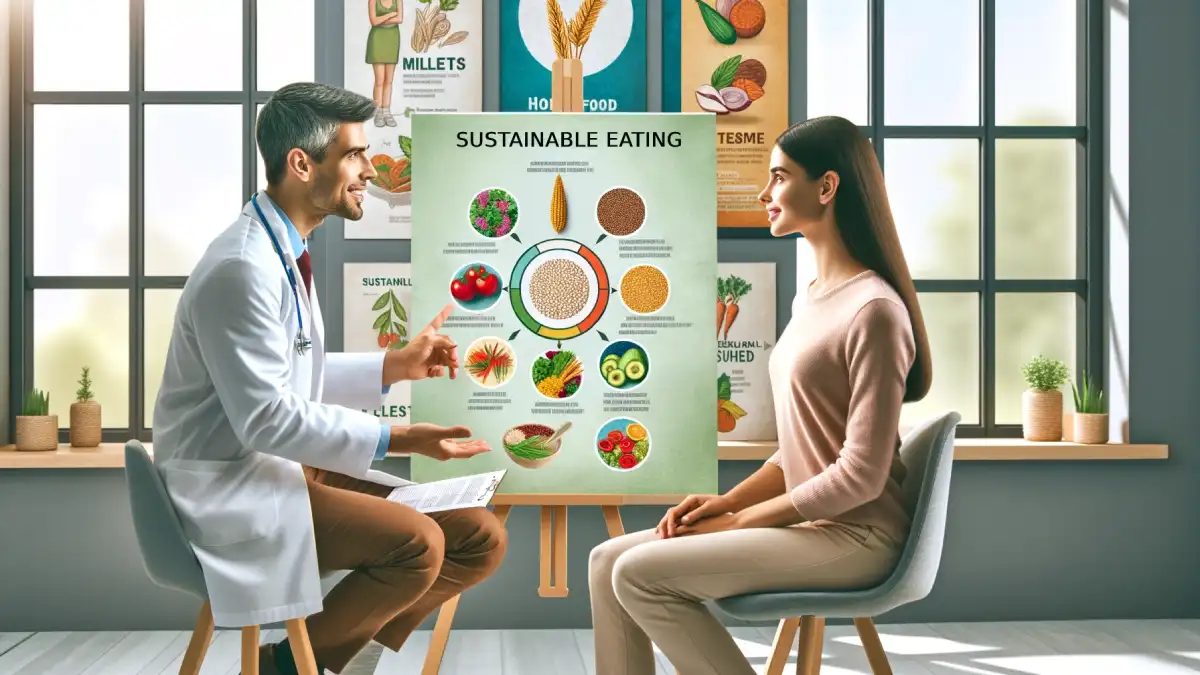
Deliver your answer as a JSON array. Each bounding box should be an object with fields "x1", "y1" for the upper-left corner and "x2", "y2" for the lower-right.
[{"x1": 0, "y1": 438, "x2": 1170, "y2": 470}]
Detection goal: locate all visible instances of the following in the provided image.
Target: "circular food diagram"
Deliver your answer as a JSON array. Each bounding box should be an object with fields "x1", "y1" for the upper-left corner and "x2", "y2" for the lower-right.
[
  {"x1": 449, "y1": 262, "x2": 504, "y2": 312},
  {"x1": 596, "y1": 186, "x2": 646, "y2": 237},
  {"x1": 596, "y1": 418, "x2": 650, "y2": 471},
  {"x1": 619, "y1": 264, "x2": 670, "y2": 314},
  {"x1": 468, "y1": 187, "x2": 520, "y2": 238},
  {"x1": 503, "y1": 421, "x2": 569, "y2": 469},
  {"x1": 464, "y1": 336, "x2": 516, "y2": 388},
  {"x1": 532, "y1": 348, "x2": 584, "y2": 399},
  {"x1": 599, "y1": 340, "x2": 648, "y2": 390},
  {"x1": 509, "y1": 238, "x2": 610, "y2": 340}
]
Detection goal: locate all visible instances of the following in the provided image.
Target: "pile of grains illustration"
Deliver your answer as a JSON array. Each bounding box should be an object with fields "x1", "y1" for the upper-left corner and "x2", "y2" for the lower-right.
[
  {"x1": 529, "y1": 258, "x2": 590, "y2": 320},
  {"x1": 596, "y1": 187, "x2": 646, "y2": 237},
  {"x1": 620, "y1": 265, "x2": 669, "y2": 314}
]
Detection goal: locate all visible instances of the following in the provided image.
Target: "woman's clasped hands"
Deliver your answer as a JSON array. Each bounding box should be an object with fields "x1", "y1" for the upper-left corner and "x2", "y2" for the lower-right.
[{"x1": 656, "y1": 494, "x2": 744, "y2": 539}]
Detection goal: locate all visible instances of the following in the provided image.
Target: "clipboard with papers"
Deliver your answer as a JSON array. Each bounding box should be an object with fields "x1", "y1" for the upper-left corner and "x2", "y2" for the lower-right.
[{"x1": 385, "y1": 469, "x2": 507, "y2": 514}]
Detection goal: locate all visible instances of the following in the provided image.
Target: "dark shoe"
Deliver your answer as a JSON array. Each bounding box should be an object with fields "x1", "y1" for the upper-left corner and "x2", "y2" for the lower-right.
[
  {"x1": 238, "y1": 643, "x2": 281, "y2": 675},
  {"x1": 268, "y1": 638, "x2": 328, "y2": 675}
]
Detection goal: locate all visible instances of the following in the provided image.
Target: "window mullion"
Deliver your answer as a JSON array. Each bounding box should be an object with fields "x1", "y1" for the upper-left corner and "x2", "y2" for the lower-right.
[
  {"x1": 1083, "y1": 0, "x2": 1107, "y2": 410},
  {"x1": 981, "y1": 0, "x2": 997, "y2": 437},
  {"x1": 129, "y1": 0, "x2": 145, "y2": 442},
  {"x1": 869, "y1": 0, "x2": 884, "y2": 158},
  {"x1": 244, "y1": 0, "x2": 257, "y2": 203},
  {"x1": 11, "y1": 0, "x2": 31, "y2": 439}
]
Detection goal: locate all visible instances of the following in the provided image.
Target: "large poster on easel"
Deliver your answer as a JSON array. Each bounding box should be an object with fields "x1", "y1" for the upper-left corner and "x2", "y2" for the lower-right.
[
  {"x1": 663, "y1": 0, "x2": 789, "y2": 229},
  {"x1": 342, "y1": 0, "x2": 484, "y2": 239},
  {"x1": 499, "y1": 0, "x2": 648, "y2": 113},
  {"x1": 409, "y1": 112, "x2": 718, "y2": 496}
]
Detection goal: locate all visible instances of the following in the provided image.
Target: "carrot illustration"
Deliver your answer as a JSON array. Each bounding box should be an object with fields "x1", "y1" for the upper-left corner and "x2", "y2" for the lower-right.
[
  {"x1": 723, "y1": 302, "x2": 739, "y2": 341},
  {"x1": 716, "y1": 276, "x2": 727, "y2": 338},
  {"x1": 722, "y1": 275, "x2": 753, "y2": 340}
]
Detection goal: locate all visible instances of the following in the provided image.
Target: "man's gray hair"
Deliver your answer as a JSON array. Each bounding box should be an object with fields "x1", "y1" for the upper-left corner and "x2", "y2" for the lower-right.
[{"x1": 256, "y1": 82, "x2": 377, "y2": 185}]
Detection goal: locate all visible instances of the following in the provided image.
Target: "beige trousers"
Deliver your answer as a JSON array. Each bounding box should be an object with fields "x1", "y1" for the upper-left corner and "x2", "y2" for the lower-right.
[{"x1": 588, "y1": 522, "x2": 903, "y2": 675}]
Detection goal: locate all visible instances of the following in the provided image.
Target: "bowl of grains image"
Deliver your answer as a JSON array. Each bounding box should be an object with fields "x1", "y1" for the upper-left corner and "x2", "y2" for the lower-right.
[
  {"x1": 520, "y1": 251, "x2": 600, "y2": 328},
  {"x1": 595, "y1": 187, "x2": 646, "y2": 238},
  {"x1": 619, "y1": 264, "x2": 670, "y2": 315},
  {"x1": 503, "y1": 421, "x2": 571, "y2": 469}
]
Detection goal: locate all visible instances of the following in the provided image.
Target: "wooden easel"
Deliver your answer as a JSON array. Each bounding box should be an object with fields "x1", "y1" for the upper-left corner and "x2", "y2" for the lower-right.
[{"x1": 419, "y1": 493, "x2": 680, "y2": 675}]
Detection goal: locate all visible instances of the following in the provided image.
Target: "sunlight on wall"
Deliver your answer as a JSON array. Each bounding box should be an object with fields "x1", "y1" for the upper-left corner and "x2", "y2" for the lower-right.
[{"x1": 1107, "y1": 0, "x2": 1130, "y2": 441}]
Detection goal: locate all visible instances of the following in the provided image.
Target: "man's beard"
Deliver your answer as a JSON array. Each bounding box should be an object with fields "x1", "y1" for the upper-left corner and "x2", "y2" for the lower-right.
[{"x1": 310, "y1": 174, "x2": 364, "y2": 221}]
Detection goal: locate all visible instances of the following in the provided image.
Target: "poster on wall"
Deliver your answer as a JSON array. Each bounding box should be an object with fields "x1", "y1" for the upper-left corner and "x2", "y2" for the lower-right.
[
  {"x1": 408, "y1": 111, "x2": 718, "y2": 496},
  {"x1": 342, "y1": 0, "x2": 484, "y2": 239},
  {"x1": 343, "y1": 263, "x2": 415, "y2": 426},
  {"x1": 500, "y1": 0, "x2": 647, "y2": 113},
  {"x1": 717, "y1": 262, "x2": 776, "y2": 441},
  {"x1": 663, "y1": 0, "x2": 789, "y2": 229}
]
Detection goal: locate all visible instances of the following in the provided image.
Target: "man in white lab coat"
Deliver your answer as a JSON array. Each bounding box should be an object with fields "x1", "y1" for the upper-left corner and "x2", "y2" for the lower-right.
[{"x1": 152, "y1": 82, "x2": 507, "y2": 675}]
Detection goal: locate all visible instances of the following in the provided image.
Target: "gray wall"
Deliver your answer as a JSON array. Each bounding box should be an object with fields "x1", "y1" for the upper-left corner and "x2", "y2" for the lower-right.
[{"x1": 2, "y1": 0, "x2": 1199, "y2": 633}]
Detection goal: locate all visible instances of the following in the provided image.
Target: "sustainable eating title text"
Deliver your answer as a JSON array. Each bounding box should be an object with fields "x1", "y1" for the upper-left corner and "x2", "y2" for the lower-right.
[{"x1": 455, "y1": 130, "x2": 684, "y2": 149}]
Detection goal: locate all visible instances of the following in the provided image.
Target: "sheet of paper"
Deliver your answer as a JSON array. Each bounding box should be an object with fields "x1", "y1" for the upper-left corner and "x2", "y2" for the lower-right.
[{"x1": 385, "y1": 470, "x2": 507, "y2": 513}]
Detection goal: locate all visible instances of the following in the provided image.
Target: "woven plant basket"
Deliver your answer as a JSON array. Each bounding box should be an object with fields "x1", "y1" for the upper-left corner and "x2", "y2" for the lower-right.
[
  {"x1": 15, "y1": 415, "x2": 59, "y2": 451},
  {"x1": 1074, "y1": 412, "x2": 1109, "y2": 444},
  {"x1": 1022, "y1": 389, "x2": 1063, "y2": 441},
  {"x1": 70, "y1": 401, "x2": 102, "y2": 448}
]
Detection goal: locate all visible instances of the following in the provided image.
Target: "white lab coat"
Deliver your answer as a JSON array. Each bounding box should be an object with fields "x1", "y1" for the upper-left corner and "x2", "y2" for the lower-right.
[{"x1": 151, "y1": 191, "x2": 411, "y2": 628}]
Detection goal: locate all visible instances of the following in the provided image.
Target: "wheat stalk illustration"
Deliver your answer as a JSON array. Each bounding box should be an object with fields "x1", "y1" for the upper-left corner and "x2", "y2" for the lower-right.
[
  {"x1": 569, "y1": 0, "x2": 605, "y2": 57},
  {"x1": 546, "y1": 0, "x2": 571, "y2": 60}
]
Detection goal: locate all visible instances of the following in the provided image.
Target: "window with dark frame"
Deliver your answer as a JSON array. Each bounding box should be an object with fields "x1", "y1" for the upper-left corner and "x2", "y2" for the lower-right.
[
  {"x1": 794, "y1": 0, "x2": 1104, "y2": 439},
  {"x1": 7, "y1": 0, "x2": 314, "y2": 443},
  {"x1": 7, "y1": 0, "x2": 1105, "y2": 443}
]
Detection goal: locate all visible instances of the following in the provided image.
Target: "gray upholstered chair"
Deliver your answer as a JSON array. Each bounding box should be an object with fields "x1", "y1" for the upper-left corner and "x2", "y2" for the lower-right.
[
  {"x1": 713, "y1": 411, "x2": 960, "y2": 675},
  {"x1": 124, "y1": 440, "x2": 321, "y2": 675}
]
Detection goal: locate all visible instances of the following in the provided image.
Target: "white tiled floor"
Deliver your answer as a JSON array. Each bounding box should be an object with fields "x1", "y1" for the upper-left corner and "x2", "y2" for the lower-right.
[{"x1": 4, "y1": 620, "x2": 1200, "y2": 674}]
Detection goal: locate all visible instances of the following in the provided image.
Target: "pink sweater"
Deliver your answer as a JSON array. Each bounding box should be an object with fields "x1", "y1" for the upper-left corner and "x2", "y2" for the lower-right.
[{"x1": 766, "y1": 270, "x2": 915, "y2": 543}]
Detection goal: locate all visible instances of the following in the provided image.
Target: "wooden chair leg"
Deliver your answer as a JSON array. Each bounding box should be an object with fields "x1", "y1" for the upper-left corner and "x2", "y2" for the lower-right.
[
  {"x1": 421, "y1": 594, "x2": 461, "y2": 675},
  {"x1": 285, "y1": 617, "x2": 320, "y2": 675},
  {"x1": 796, "y1": 616, "x2": 825, "y2": 675},
  {"x1": 241, "y1": 625, "x2": 261, "y2": 675},
  {"x1": 179, "y1": 600, "x2": 215, "y2": 675},
  {"x1": 764, "y1": 618, "x2": 800, "y2": 675},
  {"x1": 853, "y1": 617, "x2": 893, "y2": 675}
]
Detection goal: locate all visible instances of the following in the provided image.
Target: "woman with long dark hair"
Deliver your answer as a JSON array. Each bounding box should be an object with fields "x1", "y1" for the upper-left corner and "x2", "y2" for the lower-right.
[{"x1": 587, "y1": 116, "x2": 933, "y2": 675}]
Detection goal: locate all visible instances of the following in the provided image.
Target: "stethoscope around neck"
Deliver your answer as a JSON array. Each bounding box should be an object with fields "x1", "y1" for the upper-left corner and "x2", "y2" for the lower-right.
[{"x1": 251, "y1": 194, "x2": 313, "y2": 356}]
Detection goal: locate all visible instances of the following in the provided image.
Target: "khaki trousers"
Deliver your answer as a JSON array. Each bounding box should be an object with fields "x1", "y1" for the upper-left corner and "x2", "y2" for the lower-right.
[
  {"x1": 298, "y1": 468, "x2": 508, "y2": 673},
  {"x1": 588, "y1": 522, "x2": 902, "y2": 675}
]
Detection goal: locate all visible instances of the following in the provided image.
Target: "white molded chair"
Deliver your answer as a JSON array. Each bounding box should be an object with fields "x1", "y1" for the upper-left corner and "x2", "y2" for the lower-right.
[
  {"x1": 124, "y1": 440, "x2": 321, "y2": 675},
  {"x1": 714, "y1": 411, "x2": 960, "y2": 674}
]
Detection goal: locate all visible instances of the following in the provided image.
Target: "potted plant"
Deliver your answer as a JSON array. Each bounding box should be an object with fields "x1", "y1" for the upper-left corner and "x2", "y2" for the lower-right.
[
  {"x1": 15, "y1": 388, "x2": 58, "y2": 451},
  {"x1": 1019, "y1": 355, "x2": 1069, "y2": 441},
  {"x1": 1071, "y1": 371, "x2": 1107, "y2": 444},
  {"x1": 70, "y1": 366, "x2": 102, "y2": 448}
]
